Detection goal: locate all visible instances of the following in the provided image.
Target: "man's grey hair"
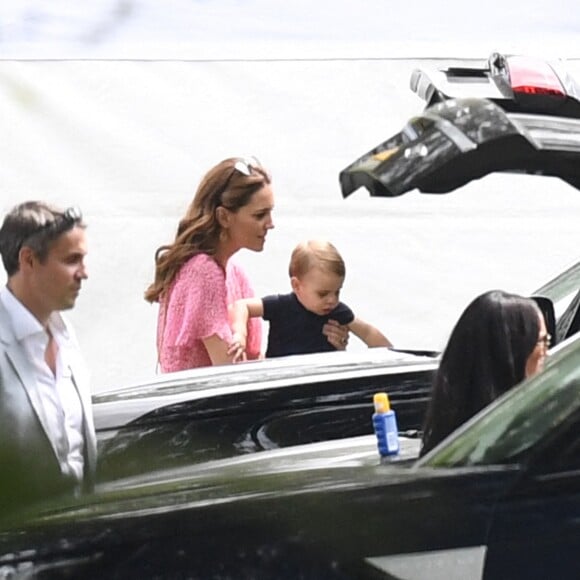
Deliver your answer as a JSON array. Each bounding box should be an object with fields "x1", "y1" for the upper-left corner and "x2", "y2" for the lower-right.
[{"x1": 0, "y1": 201, "x2": 84, "y2": 277}]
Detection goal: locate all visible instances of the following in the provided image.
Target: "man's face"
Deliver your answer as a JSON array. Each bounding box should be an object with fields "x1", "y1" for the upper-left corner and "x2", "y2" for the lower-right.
[{"x1": 29, "y1": 226, "x2": 88, "y2": 314}]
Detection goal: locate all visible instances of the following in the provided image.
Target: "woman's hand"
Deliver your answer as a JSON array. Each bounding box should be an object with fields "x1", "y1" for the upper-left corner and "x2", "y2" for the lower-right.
[{"x1": 323, "y1": 319, "x2": 349, "y2": 350}]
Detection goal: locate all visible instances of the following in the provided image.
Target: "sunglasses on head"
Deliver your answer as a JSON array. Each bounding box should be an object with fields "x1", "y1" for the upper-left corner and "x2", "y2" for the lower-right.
[
  {"x1": 60, "y1": 206, "x2": 82, "y2": 224},
  {"x1": 232, "y1": 156, "x2": 261, "y2": 176},
  {"x1": 217, "y1": 157, "x2": 263, "y2": 203},
  {"x1": 24, "y1": 206, "x2": 83, "y2": 245},
  {"x1": 45, "y1": 206, "x2": 82, "y2": 234}
]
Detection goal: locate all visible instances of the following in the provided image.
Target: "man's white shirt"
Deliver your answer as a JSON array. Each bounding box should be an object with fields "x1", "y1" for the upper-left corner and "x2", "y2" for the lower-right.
[{"x1": 0, "y1": 286, "x2": 84, "y2": 482}]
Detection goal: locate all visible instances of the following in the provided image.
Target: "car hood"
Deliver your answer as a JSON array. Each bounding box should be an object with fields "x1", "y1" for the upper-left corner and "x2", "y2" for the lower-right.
[
  {"x1": 1, "y1": 435, "x2": 421, "y2": 528},
  {"x1": 340, "y1": 97, "x2": 580, "y2": 198},
  {"x1": 92, "y1": 348, "x2": 437, "y2": 430}
]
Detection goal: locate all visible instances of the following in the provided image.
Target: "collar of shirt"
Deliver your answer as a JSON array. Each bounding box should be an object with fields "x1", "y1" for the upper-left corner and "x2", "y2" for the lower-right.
[{"x1": 0, "y1": 285, "x2": 69, "y2": 342}]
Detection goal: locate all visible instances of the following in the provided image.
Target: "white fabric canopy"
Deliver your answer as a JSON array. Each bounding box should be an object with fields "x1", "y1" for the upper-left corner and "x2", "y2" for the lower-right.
[{"x1": 1, "y1": 3, "x2": 580, "y2": 390}]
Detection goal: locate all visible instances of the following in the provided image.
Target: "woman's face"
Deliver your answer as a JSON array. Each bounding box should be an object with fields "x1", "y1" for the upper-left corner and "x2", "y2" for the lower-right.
[
  {"x1": 224, "y1": 184, "x2": 275, "y2": 252},
  {"x1": 525, "y1": 312, "x2": 550, "y2": 378}
]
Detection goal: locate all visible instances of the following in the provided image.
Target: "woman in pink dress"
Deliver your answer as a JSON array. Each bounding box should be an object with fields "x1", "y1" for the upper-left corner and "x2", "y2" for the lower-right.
[{"x1": 145, "y1": 157, "x2": 274, "y2": 371}]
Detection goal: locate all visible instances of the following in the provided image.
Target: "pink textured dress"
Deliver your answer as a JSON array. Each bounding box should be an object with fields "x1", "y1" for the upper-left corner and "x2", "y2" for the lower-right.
[{"x1": 157, "y1": 253, "x2": 262, "y2": 372}]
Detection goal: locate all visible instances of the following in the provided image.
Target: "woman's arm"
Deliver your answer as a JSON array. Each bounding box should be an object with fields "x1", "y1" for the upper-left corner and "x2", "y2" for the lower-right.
[
  {"x1": 203, "y1": 297, "x2": 264, "y2": 366},
  {"x1": 348, "y1": 317, "x2": 392, "y2": 347},
  {"x1": 202, "y1": 334, "x2": 240, "y2": 365},
  {"x1": 227, "y1": 298, "x2": 264, "y2": 360}
]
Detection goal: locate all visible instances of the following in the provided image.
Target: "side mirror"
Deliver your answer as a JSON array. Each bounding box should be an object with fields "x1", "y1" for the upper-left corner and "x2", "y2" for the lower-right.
[{"x1": 530, "y1": 295, "x2": 557, "y2": 347}]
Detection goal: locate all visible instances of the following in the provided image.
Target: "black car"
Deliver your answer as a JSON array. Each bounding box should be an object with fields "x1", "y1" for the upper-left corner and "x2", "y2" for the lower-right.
[
  {"x1": 0, "y1": 328, "x2": 578, "y2": 579},
  {"x1": 94, "y1": 348, "x2": 437, "y2": 479},
  {"x1": 94, "y1": 89, "x2": 580, "y2": 480}
]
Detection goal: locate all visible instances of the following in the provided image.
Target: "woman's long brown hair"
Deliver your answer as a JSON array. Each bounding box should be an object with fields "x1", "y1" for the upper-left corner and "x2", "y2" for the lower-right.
[{"x1": 144, "y1": 158, "x2": 270, "y2": 303}]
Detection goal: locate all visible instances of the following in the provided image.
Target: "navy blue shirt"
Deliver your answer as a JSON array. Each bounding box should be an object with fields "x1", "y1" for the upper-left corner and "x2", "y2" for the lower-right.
[{"x1": 262, "y1": 293, "x2": 354, "y2": 358}]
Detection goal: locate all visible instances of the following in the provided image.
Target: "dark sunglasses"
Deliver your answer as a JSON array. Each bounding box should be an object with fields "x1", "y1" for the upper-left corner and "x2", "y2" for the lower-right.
[{"x1": 537, "y1": 333, "x2": 552, "y2": 348}]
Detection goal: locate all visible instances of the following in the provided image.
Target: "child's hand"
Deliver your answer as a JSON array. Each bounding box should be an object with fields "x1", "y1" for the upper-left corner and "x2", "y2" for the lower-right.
[
  {"x1": 228, "y1": 332, "x2": 247, "y2": 363},
  {"x1": 323, "y1": 319, "x2": 349, "y2": 350}
]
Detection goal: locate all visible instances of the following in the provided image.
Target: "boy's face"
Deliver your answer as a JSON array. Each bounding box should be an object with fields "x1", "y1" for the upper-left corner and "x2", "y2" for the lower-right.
[{"x1": 291, "y1": 267, "x2": 343, "y2": 316}]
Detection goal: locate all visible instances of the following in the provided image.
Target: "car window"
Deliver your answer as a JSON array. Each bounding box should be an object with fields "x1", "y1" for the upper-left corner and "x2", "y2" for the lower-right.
[
  {"x1": 534, "y1": 260, "x2": 580, "y2": 340},
  {"x1": 417, "y1": 335, "x2": 580, "y2": 468},
  {"x1": 534, "y1": 260, "x2": 580, "y2": 307}
]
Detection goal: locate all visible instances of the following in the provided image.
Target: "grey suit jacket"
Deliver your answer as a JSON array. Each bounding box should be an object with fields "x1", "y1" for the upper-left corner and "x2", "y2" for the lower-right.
[{"x1": 0, "y1": 300, "x2": 97, "y2": 510}]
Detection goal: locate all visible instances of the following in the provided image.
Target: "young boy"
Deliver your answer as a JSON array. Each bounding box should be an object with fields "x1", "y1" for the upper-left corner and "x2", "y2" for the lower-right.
[{"x1": 230, "y1": 240, "x2": 392, "y2": 358}]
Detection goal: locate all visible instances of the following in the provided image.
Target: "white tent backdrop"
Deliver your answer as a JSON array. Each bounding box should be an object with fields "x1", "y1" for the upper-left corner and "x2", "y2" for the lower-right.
[
  {"x1": 2, "y1": 57, "x2": 580, "y2": 391},
  {"x1": 1, "y1": 0, "x2": 579, "y2": 59},
  {"x1": 1, "y1": 2, "x2": 580, "y2": 390}
]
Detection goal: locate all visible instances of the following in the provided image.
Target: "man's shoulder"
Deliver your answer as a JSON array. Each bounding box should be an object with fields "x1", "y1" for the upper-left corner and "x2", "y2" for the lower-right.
[
  {"x1": 0, "y1": 297, "x2": 20, "y2": 348},
  {"x1": 0, "y1": 299, "x2": 11, "y2": 339}
]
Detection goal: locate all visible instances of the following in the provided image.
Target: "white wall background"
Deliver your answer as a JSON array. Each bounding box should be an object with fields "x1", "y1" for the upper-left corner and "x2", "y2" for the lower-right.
[{"x1": 1, "y1": 2, "x2": 579, "y2": 391}]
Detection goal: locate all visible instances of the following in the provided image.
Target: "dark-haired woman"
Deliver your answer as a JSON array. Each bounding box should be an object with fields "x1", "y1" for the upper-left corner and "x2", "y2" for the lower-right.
[
  {"x1": 420, "y1": 289, "x2": 549, "y2": 456},
  {"x1": 145, "y1": 157, "x2": 274, "y2": 371}
]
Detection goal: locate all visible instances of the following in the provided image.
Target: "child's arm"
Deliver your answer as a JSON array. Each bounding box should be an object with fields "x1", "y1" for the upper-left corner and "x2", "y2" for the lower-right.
[
  {"x1": 348, "y1": 317, "x2": 393, "y2": 348},
  {"x1": 228, "y1": 298, "x2": 265, "y2": 351}
]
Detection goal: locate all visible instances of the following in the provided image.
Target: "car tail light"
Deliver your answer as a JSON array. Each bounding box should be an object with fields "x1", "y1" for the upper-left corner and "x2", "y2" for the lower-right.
[{"x1": 507, "y1": 56, "x2": 566, "y2": 97}]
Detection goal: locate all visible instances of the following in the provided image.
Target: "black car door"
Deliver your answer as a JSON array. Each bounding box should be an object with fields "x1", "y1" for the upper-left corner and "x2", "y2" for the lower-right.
[
  {"x1": 483, "y1": 413, "x2": 580, "y2": 580},
  {"x1": 97, "y1": 368, "x2": 432, "y2": 479}
]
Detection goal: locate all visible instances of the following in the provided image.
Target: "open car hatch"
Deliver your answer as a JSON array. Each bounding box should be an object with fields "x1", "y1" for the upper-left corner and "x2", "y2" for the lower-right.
[
  {"x1": 339, "y1": 97, "x2": 580, "y2": 198},
  {"x1": 410, "y1": 52, "x2": 580, "y2": 117}
]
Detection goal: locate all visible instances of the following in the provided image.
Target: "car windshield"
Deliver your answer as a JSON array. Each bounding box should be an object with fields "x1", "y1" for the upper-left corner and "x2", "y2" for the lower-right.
[{"x1": 417, "y1": 334, "x2": 580, "y2": 468}]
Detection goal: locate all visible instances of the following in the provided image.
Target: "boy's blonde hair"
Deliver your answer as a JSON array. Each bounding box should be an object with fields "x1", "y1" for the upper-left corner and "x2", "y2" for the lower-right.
[{"x1": 289, "y1": 240, "x2": 346, "y2": 279}]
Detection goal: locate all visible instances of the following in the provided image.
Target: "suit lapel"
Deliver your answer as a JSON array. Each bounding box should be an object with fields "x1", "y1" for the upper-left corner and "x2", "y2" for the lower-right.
[
  {"x1": 67, "y1": 346, "x2": 97, "y2": 480},
  {"x1": 1, "y1": 302, "x2": 96, "y2": 483},
  {"x1": 0, "y1": 304, "x2": 59, "y2": 459}
]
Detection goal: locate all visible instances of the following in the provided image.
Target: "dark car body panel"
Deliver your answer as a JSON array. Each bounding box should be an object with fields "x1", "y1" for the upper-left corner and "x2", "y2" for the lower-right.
[
  {"x1": 339, "y1": 98, "x2": 580, "y2": 198},
  {"x1": 1, "y1": 388, "x2": 578, "y2": 580},
  {"x1": 0, "y1": 437, "x2": 518, "y2": 579},
  {"x1": 485, "y1": 468, "x2": 580, "y2": 579},
  {"x1": 94, "y1": 349, "x2": 437, "y2": 479}
]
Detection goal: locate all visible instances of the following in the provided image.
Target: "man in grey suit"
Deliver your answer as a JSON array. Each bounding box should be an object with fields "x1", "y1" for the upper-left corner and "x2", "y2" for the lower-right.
[{"x1": 0, "y1": 201, "x2": 97, "y2": 513}]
